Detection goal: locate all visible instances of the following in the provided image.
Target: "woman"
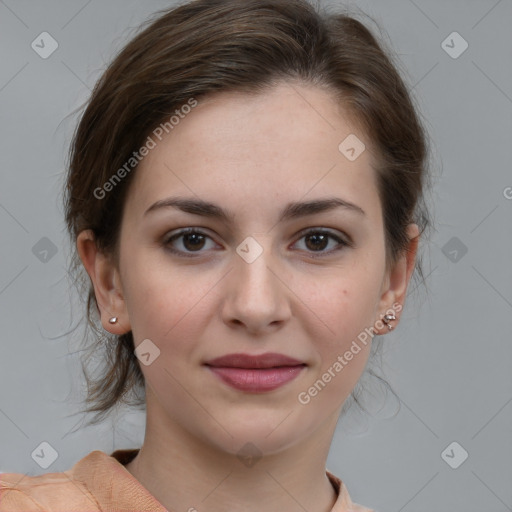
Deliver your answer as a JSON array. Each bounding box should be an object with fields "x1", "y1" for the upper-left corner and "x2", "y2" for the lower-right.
[{"x1": 0, "y1": 0, "x2": 431, "y2": 510}]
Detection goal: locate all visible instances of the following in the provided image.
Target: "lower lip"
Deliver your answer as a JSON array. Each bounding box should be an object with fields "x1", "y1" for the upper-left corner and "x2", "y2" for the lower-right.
[{"x1": 206, "y1": 365, "x2": 305, "y2": 392}]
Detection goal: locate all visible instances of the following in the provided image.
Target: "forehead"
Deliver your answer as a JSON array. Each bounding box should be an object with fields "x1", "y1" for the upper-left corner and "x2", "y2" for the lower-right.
[{"x1": 124, "y1": 82, "x2": 381, "y2": 224}]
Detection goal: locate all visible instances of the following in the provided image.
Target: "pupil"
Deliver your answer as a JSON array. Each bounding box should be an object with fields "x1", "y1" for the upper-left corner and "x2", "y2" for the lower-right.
[
  {"x1": 306, "y1": 234, "x2": 327, "y2": 251},
  {"x1": 184, "y1": 233, "x2": 204, "y2": 251}
]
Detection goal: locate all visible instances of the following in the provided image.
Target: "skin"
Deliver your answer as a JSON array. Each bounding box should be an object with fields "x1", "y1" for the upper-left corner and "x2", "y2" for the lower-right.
[{"x1": 77, "y1": 81, "x2": 419, "y2": 512}]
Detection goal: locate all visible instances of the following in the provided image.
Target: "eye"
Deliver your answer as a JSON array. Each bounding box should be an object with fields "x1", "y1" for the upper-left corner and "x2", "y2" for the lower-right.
[
  {"x1": 163, "y1": 227, "x2": 351, "y2": 258},
  {"x1": 292, "y1": 229, "x2": 350, "y2": 257},
  {"x1": 163, "y1": 228, "x2": 218, "y2": 257}
]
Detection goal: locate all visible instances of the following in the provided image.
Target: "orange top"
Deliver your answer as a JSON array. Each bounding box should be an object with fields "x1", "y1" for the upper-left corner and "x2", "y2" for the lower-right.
[{"x1": 0, "y1": 448, "x2": 373, "y2": 511}]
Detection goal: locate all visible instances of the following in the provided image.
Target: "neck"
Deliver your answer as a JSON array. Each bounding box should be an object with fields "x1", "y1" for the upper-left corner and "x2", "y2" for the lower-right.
[{"x1": 125, "y1": 405, "x2": 340, "y2": 512}]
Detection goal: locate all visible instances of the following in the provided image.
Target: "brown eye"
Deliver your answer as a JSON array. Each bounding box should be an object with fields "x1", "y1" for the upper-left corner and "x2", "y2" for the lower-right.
[
  {"x1": 293, "y1": 229, "x2": 350, "y2": 257},
  {"x1": 164, "y1": 228, "x2": 217, "y2": 256},
  {"x1": 304, "y1": 233, "x2": 329, "y2": 251},
  {"x1": 181, "y1": 232, "x2": 206, "y2": 251}
]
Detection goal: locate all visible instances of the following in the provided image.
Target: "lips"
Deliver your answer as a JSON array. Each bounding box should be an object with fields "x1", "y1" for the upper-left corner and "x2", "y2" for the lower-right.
[
  {"x1": 204, "y1": 352, "x2": 306, "y2": 392},
  {"x1": 205, "y1": 352, "x2": 305, "y2": 369}
]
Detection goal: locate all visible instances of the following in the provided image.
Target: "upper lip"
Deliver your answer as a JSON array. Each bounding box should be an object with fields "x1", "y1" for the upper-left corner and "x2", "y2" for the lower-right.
[{"x1": 204, "y1": 352, "x2": 306, "y2": 369}]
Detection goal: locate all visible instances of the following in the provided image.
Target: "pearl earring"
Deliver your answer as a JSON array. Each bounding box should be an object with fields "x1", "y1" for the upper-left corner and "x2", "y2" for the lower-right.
[{"x1": 108, "y1": 317, "x2": 118, "y2": 324}]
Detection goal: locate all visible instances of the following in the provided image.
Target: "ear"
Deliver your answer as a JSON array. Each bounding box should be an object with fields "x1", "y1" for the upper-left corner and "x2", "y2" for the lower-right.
[
  {"x1": 76, "y1": 229, "x2": 131, "y2": 335},
  {"x1": 375, "y1": 223, "x2": 420, "y2": 334}
]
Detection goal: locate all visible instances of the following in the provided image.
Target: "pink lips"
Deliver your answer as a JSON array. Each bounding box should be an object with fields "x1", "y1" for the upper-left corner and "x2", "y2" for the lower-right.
[{"x1": 204, "y1": 352, "x2": 306, "y2": 392}]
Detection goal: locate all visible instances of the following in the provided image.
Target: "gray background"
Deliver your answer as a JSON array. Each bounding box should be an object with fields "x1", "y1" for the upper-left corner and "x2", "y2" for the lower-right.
[{"x1": 1, "y1": 1, "x2": 511, "y2": 511}]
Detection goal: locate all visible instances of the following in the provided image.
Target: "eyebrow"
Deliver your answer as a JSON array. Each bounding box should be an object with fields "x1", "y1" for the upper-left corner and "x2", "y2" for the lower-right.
[{"x1": 144, "y1": 196, "x2": 366, "y2": 223}]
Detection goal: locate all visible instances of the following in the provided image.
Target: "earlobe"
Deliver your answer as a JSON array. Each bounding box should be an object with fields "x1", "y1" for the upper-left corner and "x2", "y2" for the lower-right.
[
  {"x1": 376, "y1": 223, "x2": 420, "y2": 334},
  {"x1": 76, "y1": 229, "x2": 131, "y2": 334}
]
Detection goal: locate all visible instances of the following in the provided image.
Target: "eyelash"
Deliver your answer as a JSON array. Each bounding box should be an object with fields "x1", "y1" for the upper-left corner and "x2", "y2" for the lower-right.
[{"x1": 162, "y1": 228, "x2": 352, "y2": 259}]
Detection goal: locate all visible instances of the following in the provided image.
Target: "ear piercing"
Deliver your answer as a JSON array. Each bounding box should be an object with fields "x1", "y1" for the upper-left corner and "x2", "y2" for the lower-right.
[
  {"x1": 382, "y1": 313, "x2": 396, "y2": 330},
  {"x1": 108, "y1": 317, "x2": 118, "y2": 324}
]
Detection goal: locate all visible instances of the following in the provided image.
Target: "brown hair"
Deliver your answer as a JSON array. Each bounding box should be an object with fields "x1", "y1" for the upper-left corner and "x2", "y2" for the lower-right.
[{"x1": 64, "y1": 0, "x2": 432, "y2": 425}]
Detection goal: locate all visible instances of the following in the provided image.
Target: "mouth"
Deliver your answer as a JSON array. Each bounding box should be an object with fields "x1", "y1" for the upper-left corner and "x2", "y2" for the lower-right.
[{"x1": 204, "y1": 352, "x2": 307, "y2": 392}]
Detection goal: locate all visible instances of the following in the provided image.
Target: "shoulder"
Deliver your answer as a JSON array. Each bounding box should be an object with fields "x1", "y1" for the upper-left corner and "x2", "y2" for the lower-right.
[
  {"x1": 0, "y1": 472, "x2": 43, "y2": 511},
  {"x1": 326, "y1": 469, "x2": 375, "y2": 512},
  {"x1": 0, "y1": 449, "x2": 146, "y2": 512},
  {"x1": 0, "y1": 459, "x2": 101, "y2": 511}
]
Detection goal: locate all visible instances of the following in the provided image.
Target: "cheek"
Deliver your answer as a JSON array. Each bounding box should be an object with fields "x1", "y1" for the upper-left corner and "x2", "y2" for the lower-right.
[
  {"x1": 310, "y1": 263, "x2": 382, "y2": 343},
  {"x1": 120, "y1": 249, "x2": 197, "y2": 340},
  {"x1": 304, "y1": 263, "x2": 383, "y2": 390}
]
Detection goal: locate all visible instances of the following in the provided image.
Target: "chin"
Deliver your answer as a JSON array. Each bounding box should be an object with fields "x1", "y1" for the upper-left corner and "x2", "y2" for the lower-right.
[{"x1": 202, "y1": 409, "x2": 315, "y2": 458}]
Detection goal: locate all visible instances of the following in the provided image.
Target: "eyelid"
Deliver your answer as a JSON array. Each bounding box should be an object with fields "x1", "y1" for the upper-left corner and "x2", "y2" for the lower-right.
[
  {"x1": 162, "y1": 227, "x2": 220, "y2": 252},
  {"x1": 291, "y1": 228, "x2": 352, "y2": 259},
  {"x1": 294, "y1": 226, "x2": 353, "y2": 247}
]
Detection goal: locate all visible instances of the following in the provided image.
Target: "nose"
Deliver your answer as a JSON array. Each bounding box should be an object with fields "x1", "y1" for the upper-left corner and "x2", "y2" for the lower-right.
[{"x1": 221, "y1": 238, "x2": 291, "y2": 335}]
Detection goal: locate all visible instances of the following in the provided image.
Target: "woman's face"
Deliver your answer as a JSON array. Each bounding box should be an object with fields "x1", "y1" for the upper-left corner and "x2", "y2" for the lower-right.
[{"x1": 96, "y1": 82, "x2": 415, "y2": 455}]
